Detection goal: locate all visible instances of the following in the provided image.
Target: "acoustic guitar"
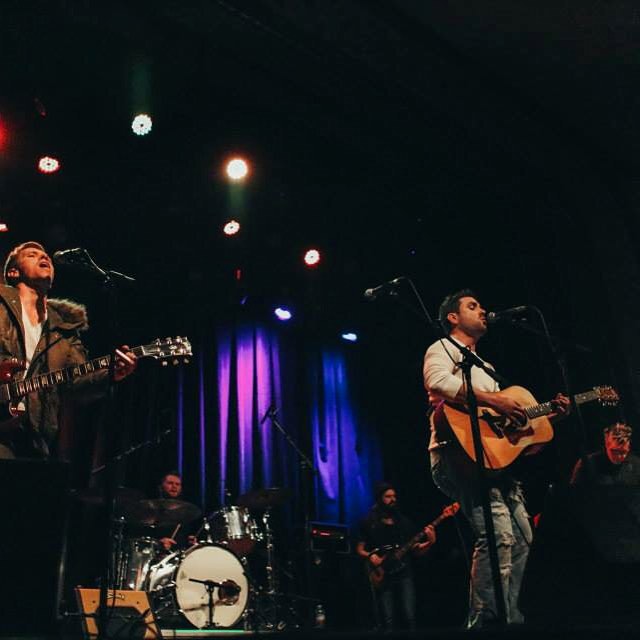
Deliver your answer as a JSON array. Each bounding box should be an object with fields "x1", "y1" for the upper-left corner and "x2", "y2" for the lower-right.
[
  {"x1": 366, "y1": 502, "x2": 460, "y2": 589},
  {"x1": 431, "y1": 385, "x2": 619, "y2": 470}
]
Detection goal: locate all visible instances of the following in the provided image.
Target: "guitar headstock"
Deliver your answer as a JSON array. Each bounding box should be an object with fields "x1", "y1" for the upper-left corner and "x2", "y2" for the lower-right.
[
  {"x1": 594, "y1": 385, "x2": 619, "y2": 407},
  {"x1": 142, "y1": 337, "x2": 192, "y2": 366},
  {"x1": 442, "y1": 502, "x2": 460, "y2": 519}
]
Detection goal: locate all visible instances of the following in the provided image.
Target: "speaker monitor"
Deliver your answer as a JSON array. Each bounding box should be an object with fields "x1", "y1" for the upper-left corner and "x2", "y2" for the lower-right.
[{"x1": 75, "y1": 588, "x2": 160, "y2": 639}]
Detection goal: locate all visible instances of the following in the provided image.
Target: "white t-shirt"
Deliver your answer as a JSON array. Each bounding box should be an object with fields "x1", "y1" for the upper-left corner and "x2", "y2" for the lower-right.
[{"x1": 22, "y1": 306, "x2": 44, "y2": 369}]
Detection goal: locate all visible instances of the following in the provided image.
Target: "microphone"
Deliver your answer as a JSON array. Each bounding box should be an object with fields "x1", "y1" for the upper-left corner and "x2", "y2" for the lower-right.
[
  {"x1": 52, "y1": 247, "x2": 91, "y2": 265},
  {"x1": 363, "y1": 277, "x2": 405, "y2": 301},
  {"x1": 486, "y1": 306, "x2": 530, "y2": 324}
]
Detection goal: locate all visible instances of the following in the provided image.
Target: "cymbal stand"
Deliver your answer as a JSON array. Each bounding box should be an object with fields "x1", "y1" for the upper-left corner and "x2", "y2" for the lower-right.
[{"x1": 263, "y1": 508, "x2": 277, "y2": 596}]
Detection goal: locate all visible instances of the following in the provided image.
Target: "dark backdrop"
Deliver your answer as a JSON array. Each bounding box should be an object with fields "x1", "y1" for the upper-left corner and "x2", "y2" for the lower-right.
[{"x1": 1, "y1": 2, "x2": 638, "y2": 630}]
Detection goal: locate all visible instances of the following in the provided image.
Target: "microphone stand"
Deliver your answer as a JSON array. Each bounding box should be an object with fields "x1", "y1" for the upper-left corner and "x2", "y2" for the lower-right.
[
  {"x1": 261, "y1": 406, "x2": 318, "y2": 609},
  {"x1": 377, "y1": 278, "x2": 509, "y2": 626},
  {"x1": 63, "y1": 253, "x2": 136, "y2": 639}
]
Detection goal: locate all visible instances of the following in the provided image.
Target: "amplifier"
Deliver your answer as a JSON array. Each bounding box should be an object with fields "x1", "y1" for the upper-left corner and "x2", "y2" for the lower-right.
[{"x1": 309, "y1": 521, "x2": 350, "y2": 553}]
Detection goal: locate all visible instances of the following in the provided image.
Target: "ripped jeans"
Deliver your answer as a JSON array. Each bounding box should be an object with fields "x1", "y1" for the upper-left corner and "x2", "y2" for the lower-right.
[{"x1": 431, "y1": 445, "x2": 532, "y2": 628}]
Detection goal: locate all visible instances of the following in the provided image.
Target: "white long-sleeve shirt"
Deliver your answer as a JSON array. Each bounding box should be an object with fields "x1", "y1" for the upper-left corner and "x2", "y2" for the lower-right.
[{"x1": 423, "y1": 338, "x2": 499, "y2": 450}]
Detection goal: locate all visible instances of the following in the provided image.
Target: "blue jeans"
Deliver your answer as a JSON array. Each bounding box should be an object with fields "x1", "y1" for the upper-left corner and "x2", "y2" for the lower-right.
[
  {"x1": 431, "y1": 446, "x2": 532, "y2": 628},
  {"x1": 377, "y1": 573, "x2": 417, "y2": 631}
]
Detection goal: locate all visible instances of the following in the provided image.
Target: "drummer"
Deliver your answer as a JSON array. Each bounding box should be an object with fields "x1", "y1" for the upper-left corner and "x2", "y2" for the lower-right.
[{"x1": 156, "y1": 470, "x2": 197, "y2": 551}]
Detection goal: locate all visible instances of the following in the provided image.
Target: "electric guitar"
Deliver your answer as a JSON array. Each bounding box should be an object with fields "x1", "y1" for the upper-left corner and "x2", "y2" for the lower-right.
[
  {"x1": 0, "y1": 336, "x2": 192, "y2": 432},
  {"x1": 366, "y1": 502, "x2": 460, "y2": 589},
  {"x1": 432, "y1": 385, "x2": 619, "y2": 470}
]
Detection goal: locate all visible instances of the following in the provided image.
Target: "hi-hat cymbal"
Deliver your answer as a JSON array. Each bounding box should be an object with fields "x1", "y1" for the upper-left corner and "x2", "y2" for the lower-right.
[
  {"x1": 237, "y1": 487, "x2": 292, "y2": 510},
  {"x1": 121, "y1": 498, "x2": 202, "y2": 527},
  {"x1": 73, "y1": 486, "x2": 145, "y2": 507}
]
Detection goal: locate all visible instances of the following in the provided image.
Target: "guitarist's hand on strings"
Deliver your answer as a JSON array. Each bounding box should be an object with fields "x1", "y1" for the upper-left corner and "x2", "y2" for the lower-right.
[
  {"x1": 477, "y1": 390, "x2": 527, "y2": 425},
  {"x1": 368, "y1": 552, "x2": 384, "y2": 568}
]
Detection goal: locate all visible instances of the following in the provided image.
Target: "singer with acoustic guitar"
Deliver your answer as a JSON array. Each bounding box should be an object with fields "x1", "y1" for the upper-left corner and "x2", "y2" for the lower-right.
[
  {"x1": 355, "y1": 482, "x2": 437, "y2": 631},
  {"x1": 423, "y1": 289, "x2": 572, "y2": 628}
]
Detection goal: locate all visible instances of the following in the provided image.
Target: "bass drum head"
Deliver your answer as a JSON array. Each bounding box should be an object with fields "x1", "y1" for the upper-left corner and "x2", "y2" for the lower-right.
[{"x1": 175, "y1": 544, "x2": 248, "y2": 629}]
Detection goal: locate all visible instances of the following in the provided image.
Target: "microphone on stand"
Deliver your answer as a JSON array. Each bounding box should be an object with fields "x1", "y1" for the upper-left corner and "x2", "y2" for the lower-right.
[
  {"x1": 486, "y1": 306, "x2": 530, "y2": 324},
  {"x1": 363, "y1": 277, "x2": 405, "y2": 301},
  {"x1": 52, "y1": 247, "x2": 92, "y2": 265}
]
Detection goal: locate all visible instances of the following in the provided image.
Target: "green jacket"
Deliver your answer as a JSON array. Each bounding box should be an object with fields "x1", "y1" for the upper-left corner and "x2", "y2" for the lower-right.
[{"x1": 0, "y1": 284, "x2": 98, "y2": 456}]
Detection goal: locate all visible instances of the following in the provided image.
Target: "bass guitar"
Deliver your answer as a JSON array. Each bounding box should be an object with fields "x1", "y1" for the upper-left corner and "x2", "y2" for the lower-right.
[
  {"x1": 431, "y1": 384, "x2": 619, "y2": 470},
  {"x1": 0, "y1": 336, "x2": 192, "y2": 432},
  {"x1": 367, "y1": 502, "x2": 459, "y2": 589}
]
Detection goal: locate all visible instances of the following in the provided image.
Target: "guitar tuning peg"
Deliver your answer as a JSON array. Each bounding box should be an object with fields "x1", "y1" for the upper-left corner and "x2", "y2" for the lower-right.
[
  {"x1": 172, "y1": 358, "x2": 179, "y2": 366},
  {"x1": 161, "y1": 361, "x2": 168, "y2": 367},
  {"x1": 183, "y1": 358, "x2": 190, "y2": 364}
]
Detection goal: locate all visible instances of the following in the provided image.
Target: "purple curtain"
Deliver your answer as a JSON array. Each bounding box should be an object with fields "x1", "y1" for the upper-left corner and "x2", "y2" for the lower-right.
[{"x1": 176, "y1": 323, "x2": 381, "y2": 526}]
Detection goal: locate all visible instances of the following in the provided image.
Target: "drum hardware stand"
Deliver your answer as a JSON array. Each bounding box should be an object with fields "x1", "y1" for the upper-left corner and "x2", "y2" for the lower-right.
[
  {"x1": 193, "y1": 517, "x2": 214, "y2": 544},
  {"x1": 263, "y1": 508, "x2": 277, "y2": 596}
]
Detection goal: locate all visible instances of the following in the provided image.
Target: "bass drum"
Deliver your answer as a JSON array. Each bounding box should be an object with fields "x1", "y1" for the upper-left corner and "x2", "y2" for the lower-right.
[{"x1": 147, "y1": 544, "x2": 248, "y2": 629}]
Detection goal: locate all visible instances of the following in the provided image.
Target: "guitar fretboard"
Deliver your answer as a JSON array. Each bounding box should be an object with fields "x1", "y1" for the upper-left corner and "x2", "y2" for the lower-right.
[
  {"x1": 525, "y1": 389, "x2": 600, "y2": 419},
  {"x1": 0, "y1": 345, "x2": 147, "y2": 403}
]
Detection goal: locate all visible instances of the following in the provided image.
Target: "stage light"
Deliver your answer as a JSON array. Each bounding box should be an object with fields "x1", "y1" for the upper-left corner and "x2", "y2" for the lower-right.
[
  {"x1": 0, "y1": 117, "x2": 7, "y2": 152},
  {"x1": 303, "y1": 248, "x2": 321, "y2": 267},
  {"x1": 226, "y1": 158, "x2": 249, "y2": 181},
  {"x1": 223, "y1": 220, "x2": 241, "y2": 236},
  {"x1": 131, "y1": 113, "x2": 153, "y2": 136},
  {"x1": 38, "y1": 156, "x2": 60, "y2": 174},
  {"x1": 341, "y1": 332, "x2": 358, "y2": 343},
  {"x1": 274, "y1": 307, "x2": 292, "y2": 321}
]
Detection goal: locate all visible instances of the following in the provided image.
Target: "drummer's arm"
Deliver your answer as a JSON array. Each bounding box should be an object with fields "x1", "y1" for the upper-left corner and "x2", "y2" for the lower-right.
[{"x1": 159, "y1": 537, "x2": 177, "y2": 550}]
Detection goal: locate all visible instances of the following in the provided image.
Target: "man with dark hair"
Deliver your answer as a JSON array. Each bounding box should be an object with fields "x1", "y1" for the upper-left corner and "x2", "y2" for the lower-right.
[
  {"x1": 423, "y1": 289, "x2": 569, "y2": 628},
  {"x1": 355, "y1": 482, "x2": 436, "y2": 631},
  {"x1": 571, "y1": 422, "x2": 640, "y2": 486},
  {"x1": 159, "y1": 470, "x2": 183, "y2": 499},
  {"x1": 0, "y1": 241, "x2": 137, "y2": 458}
]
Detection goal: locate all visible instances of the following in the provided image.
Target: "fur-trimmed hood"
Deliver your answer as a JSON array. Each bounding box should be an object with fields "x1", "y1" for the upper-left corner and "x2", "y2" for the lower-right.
[
  {"x1": 0, "y1": 284, "x2": 89, "y2": 332},
  {"x1": 48, "y1": 298, "x2": 89, "y2": 332}
]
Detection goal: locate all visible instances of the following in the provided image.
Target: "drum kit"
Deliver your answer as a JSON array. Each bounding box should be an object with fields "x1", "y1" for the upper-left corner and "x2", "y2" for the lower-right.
[{"x1": 79, "y1": 486, "x2": 293, "y2": 630}]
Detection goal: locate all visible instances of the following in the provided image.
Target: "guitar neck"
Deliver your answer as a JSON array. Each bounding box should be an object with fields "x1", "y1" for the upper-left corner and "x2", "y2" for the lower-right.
[
  {"x1": 394, "y1": 510, "x2": 451, "y2": 560},
  {"x1": 0, "y1": 345, "x2": 146, "y2": 403},
  {"x1": 525, "y1": 389, "x2": 600, "y2": 419}
]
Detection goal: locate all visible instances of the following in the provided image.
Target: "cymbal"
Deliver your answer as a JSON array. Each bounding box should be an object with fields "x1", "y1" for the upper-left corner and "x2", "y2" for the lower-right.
[
  {"x1": 121, "y1": 498, "x2": 202, "y2": 527},
  {"x1": 238, "y1": 487, "x2": 292, "y2": 510},
  {"x1": 73, "y1": 486, "x2": 145, "y2": 507}
]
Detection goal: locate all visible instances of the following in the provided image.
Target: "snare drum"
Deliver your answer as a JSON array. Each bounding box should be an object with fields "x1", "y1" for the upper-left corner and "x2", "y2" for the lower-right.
[
  {"x1": 209, "y1": 506, "x2": 260, "y2": 556},
  {"x1": 147, "y1": 544, "x2": 248, "y2": 629}
]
